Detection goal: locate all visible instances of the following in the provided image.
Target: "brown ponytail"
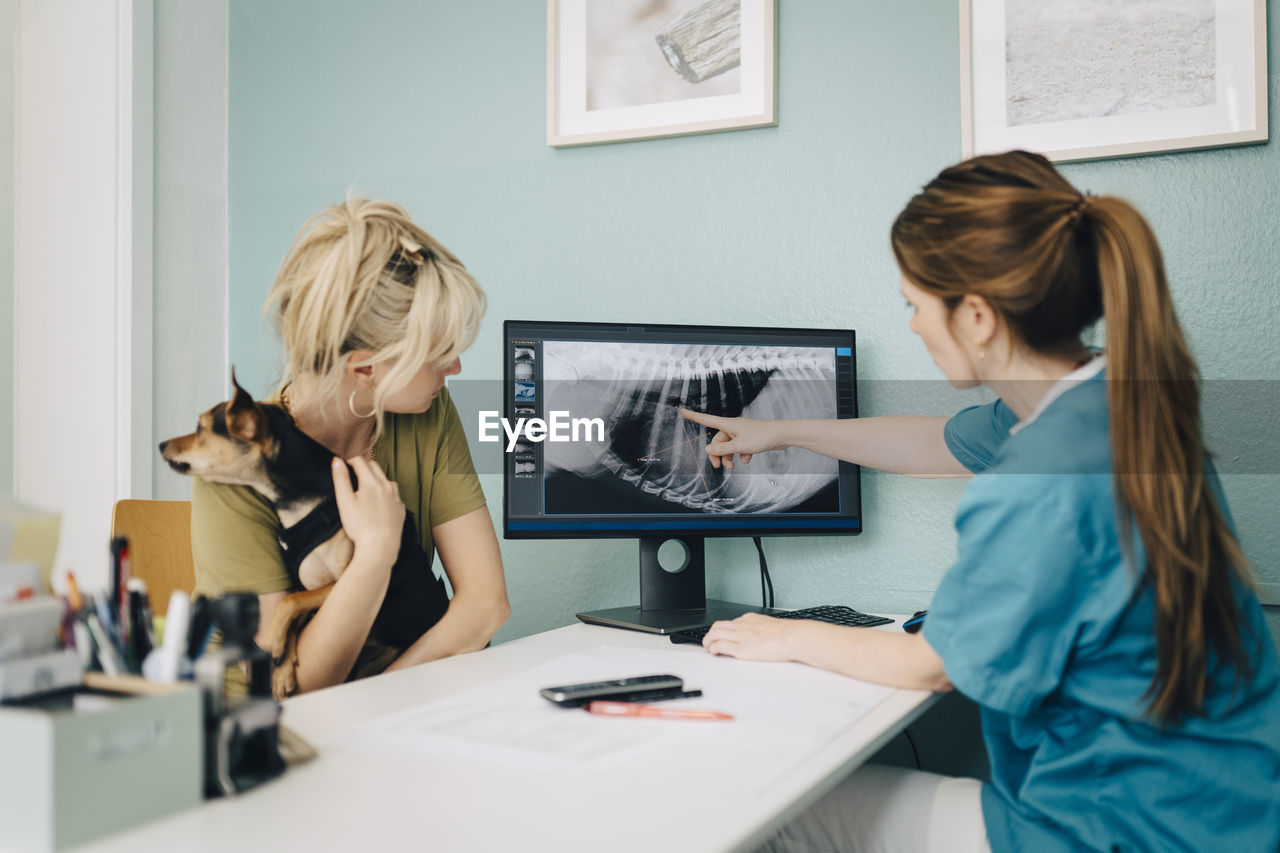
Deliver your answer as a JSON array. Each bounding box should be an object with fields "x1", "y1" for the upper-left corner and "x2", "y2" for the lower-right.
[
  {"x1": 1088, "y1": 197, "x2": 1254, "y2": 723},
  {"x1": 891, "y1": 151, "x2": 1256, "y2": 724}
]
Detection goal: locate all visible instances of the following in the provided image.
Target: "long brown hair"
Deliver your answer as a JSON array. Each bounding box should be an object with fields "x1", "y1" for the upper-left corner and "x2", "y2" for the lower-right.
[{"x1": 891, "y1": 151, "x2": 1255, "y2": 724}]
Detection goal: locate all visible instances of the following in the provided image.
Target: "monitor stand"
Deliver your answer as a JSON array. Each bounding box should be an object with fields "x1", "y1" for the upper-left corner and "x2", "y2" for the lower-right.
[{"x1": 576, "y1": 536, "x2": 776, "y2": 634}]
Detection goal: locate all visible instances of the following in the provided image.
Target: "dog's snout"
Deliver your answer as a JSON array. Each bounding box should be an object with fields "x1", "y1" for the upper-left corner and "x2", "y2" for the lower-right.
[
  {"x1": 158, "y1": 439, "x2": 169, "y2": 454},
  {"x1": 166, "y1": 459, "x2": 190, "y2": 474}
]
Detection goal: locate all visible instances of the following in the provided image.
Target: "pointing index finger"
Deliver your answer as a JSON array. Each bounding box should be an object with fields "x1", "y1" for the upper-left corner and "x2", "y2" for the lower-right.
[{"x1": 680, "y1": 408, "x2": 729, "y2": 429}]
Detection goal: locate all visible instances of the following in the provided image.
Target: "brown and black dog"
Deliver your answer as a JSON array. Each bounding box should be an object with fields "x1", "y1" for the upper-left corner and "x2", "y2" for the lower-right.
[{"x1": 159, "y1": 372, "x2": 355, "y2": 699}]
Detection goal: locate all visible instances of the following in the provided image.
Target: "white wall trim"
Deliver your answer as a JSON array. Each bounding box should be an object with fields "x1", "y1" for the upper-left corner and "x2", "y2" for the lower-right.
[
  {"x1": 118, "y1": 0, "x2": 154, "y2": 500},
  {"x1": 15, "y1": 0, "x2": 154, "y2": 592}
]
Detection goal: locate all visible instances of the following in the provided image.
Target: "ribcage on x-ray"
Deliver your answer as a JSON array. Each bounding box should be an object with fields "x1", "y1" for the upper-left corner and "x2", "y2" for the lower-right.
[{"x1": 543, "y1": 342, "x2": 839, "y2": 514}]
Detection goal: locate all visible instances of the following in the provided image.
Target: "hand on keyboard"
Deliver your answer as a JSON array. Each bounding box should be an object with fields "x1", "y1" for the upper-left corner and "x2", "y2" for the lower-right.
[{"x1": 669, "y1": 605, "x2": 892, "y2": 645}]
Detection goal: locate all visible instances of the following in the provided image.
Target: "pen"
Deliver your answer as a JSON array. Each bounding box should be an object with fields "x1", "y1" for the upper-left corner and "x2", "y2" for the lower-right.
[
  {"x1": 94, "y1": 594, "x2": 116, "y2": 639},
  {"x1": 84, "y1": 607, "x2": 124, "y2": 677},
  {"x1": 65, "y1": 570, "x2": 84, "y2": 611},
  {"x1": 110, "y1": 537, "x2": 131, "y2": 650},
  {"x1": 617, "y1": 688, "x2": 702, "y2": 704},
  {"x1": 585, "y1": 701, "x2": 734, "y2": 721},
  {"x1": 109, "y1": 537, "x2": 124, "y2": 619}
]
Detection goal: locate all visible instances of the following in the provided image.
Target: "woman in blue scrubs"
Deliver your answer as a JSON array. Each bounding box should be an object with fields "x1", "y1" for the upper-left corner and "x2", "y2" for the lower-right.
[{"x1": 684, "y1": 151, "x2": 1280, "y2": 852}]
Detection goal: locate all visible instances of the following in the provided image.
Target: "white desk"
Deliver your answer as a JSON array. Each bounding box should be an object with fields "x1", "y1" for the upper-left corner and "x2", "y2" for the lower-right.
[{"x1": 85, "y1": 622, "x2": 939, "y2": 853}]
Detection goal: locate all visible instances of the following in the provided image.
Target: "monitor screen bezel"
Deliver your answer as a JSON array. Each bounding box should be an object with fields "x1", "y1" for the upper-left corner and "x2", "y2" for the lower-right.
[{"x1": 501, "y1": 319, "x2": 862, "y2": 541}]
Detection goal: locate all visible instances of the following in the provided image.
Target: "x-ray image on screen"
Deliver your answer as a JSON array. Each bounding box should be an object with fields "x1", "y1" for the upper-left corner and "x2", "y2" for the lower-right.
[{"x1": 541, "y1": 341, "x2": 839, "y2": 516}]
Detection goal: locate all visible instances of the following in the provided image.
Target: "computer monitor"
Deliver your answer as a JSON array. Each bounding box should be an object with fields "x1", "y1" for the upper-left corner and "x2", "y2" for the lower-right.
[{"x1": 501, "y1": 320, "x2": 861, "y2": 633}]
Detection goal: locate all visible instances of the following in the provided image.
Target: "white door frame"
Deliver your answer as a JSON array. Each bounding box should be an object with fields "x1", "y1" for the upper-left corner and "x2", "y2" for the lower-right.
[{"x1": 14, "y1": 0, "x2": 153, "y2": 592}]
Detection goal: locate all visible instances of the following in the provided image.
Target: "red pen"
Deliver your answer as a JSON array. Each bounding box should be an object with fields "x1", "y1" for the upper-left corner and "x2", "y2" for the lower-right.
[{"x1": 585, "y1": 700, "x2": 734, "y2": 721}]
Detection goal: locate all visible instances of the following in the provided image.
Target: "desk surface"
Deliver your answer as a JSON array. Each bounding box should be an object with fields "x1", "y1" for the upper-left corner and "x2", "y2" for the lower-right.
[{"x1": 86, "y1": 622, "x2": 938, "y2": 853}]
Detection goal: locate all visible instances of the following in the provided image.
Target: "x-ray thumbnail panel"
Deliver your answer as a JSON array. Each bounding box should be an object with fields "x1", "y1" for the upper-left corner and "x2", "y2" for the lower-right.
[{"x1": 541, "y1": 341, "x2": 839, "y2": 516}]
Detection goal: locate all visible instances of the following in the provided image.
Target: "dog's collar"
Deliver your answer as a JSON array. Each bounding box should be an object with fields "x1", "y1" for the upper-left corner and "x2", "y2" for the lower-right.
[{"x1": 276, "y1": 500, "x2": 344, "y2": 590}]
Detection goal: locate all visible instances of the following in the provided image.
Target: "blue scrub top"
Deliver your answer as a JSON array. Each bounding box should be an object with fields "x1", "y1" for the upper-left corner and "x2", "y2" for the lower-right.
[{"x1": 924, "y1": 372, "x2": 1280, "y2": 852}]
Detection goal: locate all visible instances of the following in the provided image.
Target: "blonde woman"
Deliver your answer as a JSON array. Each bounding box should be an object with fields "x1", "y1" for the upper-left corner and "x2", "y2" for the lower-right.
[
  {"x1": 191, "y1": 198, "x2": 509, "y2": 695},
  {"x1": 685, "y1": 152, "x2": 1280, "y2": 852}
]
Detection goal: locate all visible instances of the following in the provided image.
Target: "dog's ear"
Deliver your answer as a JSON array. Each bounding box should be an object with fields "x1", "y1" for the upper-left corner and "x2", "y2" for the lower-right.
[
  {"x1": 229, "y1": 367, "x2": 253, "y2": 401},
  {"x1": 227, "y1": 368, "x2": 266, "y2": 442}
]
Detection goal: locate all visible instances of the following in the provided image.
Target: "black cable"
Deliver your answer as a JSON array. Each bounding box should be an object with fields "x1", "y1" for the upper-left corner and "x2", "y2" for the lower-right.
[
  {"x1": 752, "y1": 536, "x2": 774, "y2": 609},
  {"x1": 904, "y1": 727, "x2": 922, "y2": 770},
  {"x1": 751, "y1": 536, "x2": 766, "y2": 607}
]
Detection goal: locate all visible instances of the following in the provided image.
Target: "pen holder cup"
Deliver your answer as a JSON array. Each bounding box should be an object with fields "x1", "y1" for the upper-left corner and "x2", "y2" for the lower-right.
[{"x1": 0, "y1": 680, "x2": 203, "y2": 851}]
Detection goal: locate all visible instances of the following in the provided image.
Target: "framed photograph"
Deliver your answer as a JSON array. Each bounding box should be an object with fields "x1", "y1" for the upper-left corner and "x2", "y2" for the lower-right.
[
  {"x1": 961, "y1": 0, "x2": 1268, "y2": 162},
  {"x1": 547, "y1": 0, "x2": 777, "y2": 147}
]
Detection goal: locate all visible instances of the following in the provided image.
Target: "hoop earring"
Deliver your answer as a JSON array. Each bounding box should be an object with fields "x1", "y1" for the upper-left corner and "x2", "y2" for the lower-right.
[{"x1": 348, "y1": 390, "x2": 376, "y2": 419}]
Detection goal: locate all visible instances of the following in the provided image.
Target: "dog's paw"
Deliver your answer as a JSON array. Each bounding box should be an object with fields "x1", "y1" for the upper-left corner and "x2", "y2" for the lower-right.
[
  {"x1": 271, "y1": 625, "x2": 301, "y2": 699},
  {"x1": 263, "y1": 587, "x2": 332, "y2": 700},
  {"x1": 271, "y1": 660, "x2": 299, "y2": 701},
  {"x1": 262, "y1": 602, "x2": 300, "y2": 660}
]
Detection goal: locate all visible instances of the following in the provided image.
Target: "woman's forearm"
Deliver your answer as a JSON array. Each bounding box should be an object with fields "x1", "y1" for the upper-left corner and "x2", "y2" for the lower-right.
[
  {"x1": 386, "y1": 587, "x2": 510, "y2": 670},
  {"x1": 292, "y1": 548, "x2": 392, "y2": 693},
  {"x1": 386, "y1": 506, "x2": 510, "y2": 672},
  {"x1": 786, "y1": 622, "x2": 954, "y2": 692},
  {"x1": 784, "y1": 415, "x2": 970, "y2": 478}
]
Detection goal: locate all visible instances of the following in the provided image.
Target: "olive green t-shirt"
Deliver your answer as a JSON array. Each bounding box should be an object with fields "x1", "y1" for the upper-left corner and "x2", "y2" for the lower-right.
[{"x1": 191, "y1": 385, "x2": 487, "y2": 612}]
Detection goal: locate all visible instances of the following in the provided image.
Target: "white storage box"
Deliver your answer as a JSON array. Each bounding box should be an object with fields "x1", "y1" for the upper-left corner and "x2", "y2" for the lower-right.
[{"x1": 0, "y1": 679, "x2": 202, "y2": 850}]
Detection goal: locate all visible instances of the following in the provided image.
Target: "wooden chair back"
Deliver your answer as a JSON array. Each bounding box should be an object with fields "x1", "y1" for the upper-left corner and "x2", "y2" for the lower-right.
[{"x1": 110, "y1": 499, "x2": 195, "y2": 614}]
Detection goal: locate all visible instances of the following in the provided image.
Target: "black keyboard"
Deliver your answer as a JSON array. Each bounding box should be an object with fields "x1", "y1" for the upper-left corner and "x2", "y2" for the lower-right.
[{"x1": 668, "y1": 605, "x2": 893, "y2": 644}]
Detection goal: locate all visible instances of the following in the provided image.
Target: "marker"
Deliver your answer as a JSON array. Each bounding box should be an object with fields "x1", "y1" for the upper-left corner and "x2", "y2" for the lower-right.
[
  {"x1": 585, "y1": 701, "x2": 733, "y2": 721},
  {"x1": 150, "y1": 590, "x2": 190, "y2": 683},
  {"x1": 185, "y1": 596, "x2": 212, "y2": 660},
  {"x1": 128, "y1": 579, "x2": 155, "y2": 667}
]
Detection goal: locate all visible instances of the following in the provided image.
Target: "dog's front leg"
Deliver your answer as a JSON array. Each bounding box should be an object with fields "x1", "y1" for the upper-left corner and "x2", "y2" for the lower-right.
[{"x1": 264, "y1": 585, "x2": 334, "y2": 699}]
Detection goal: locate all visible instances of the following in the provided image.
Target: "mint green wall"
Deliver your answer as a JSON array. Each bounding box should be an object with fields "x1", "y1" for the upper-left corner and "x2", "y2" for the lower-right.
[
  {"x1": 230, "y1": 1, "x2": 1279, "y2": 646},
  {"x1": 152, "y1": 0, "x2": 229, "y2": 502}
]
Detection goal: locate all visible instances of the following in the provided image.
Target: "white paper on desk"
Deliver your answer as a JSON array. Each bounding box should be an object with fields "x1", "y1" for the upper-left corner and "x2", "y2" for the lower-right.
[{"x1": 326, "y1": 645, "x2": 894, "y2": 795}]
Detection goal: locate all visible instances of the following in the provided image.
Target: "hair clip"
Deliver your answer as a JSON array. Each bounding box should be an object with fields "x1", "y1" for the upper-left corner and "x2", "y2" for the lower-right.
[
  {"x1": 396, "y1": 236, "x2": 427, "y2": 264},
  {"x1": 396, "y1": 235, "x2": 436, "y2": 264}
]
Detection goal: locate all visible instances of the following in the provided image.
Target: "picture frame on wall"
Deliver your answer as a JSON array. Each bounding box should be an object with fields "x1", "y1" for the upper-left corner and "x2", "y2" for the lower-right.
[
  {"x1": 547, "y1": 0, "x2": 777, "y2": 148},
  {"x1": 961, "y1": 0, "x2": 1268, "y2": 162}
]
